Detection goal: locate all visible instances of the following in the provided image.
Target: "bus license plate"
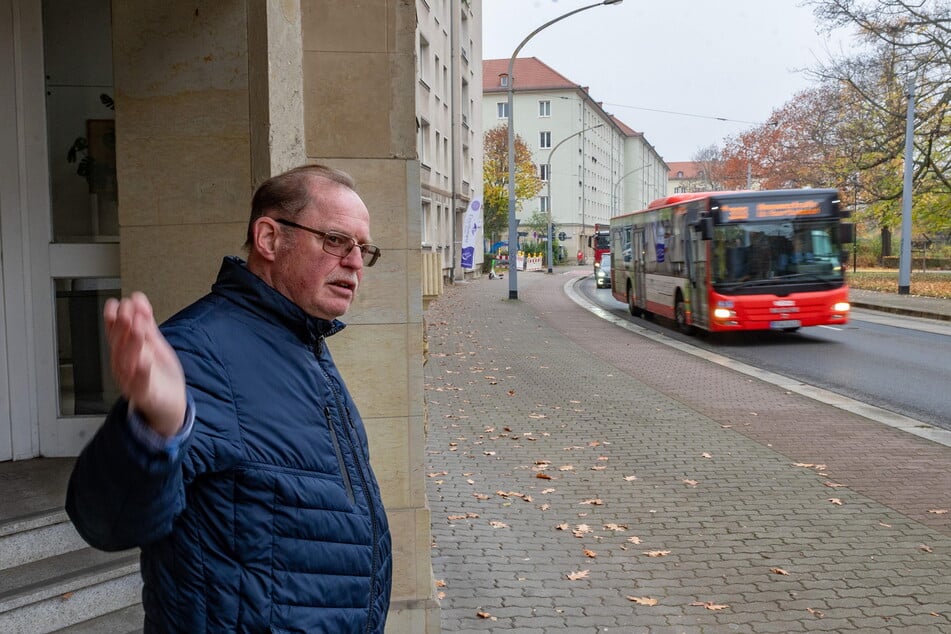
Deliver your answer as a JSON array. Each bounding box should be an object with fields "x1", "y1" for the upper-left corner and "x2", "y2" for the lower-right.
[{"x1": 770, "y1": 319, "x2": 801, "y2": 329}]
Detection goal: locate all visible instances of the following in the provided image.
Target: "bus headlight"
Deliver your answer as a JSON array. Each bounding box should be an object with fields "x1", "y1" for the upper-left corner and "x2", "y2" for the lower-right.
[
  {"x1": 713, "y1": 307, "x2": 736, "y2": 320},
  {"x1": 833, "y1": 302, "x2": 850, "y2": 312}
]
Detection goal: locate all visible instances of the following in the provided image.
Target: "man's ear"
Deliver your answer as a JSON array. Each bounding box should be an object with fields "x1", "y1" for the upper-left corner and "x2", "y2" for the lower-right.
[{"x1": 252, "y1": 217, "x2": 281, "y2": 262}]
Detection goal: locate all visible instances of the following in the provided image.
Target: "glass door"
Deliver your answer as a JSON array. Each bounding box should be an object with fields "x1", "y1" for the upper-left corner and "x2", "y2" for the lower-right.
[{"x1": 37, "y1": 0, "x2": 120, "y2": 455}]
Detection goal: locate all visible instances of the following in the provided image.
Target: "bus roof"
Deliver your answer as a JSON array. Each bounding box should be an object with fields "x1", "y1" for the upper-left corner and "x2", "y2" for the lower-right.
[{"x1": 645, "y1": 188, "x2": 839, "y2": 211}]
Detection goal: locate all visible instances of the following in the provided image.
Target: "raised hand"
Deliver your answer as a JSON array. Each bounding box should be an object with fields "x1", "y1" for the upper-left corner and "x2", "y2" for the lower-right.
[{"x1": 103, "y1": 292, "x2": 187, "y2": 438}]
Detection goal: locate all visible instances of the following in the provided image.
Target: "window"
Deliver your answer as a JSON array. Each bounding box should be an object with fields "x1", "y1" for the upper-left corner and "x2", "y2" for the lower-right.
[
  {"x1": 497, "y1": 102, "x2": 508, "y2": 118},
  {"x1": 418, "y1": 36, "x2": 431, "y2": 87},
  {"x1": 499, "y1": 74, "x2": 509, "y2": 87},
  {"x1": 418, "y1": 119, "x2": 430, "y2": 166},
  {"x1": 540, "y1": 196, "x2": 550, "y2": 212},
  {"x1": 539, "y1": 131, "x2": 551, "y2": 149},
  {"x1": 539, "y1": 100, "x2": 551, "y2": 117},
  {"x1": 540, "y1": 164, "x2": 550, "y2": 181}
]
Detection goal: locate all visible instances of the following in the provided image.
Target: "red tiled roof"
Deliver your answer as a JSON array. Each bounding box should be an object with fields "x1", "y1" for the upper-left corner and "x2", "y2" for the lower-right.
[
  {"x1": 483, "y1": 57, "x2": 578, "y2": 93},
  {"x1": 668, "y1": 161, "x2": 703, "y2": 179},
  {"x1": 611, "y1": 115, "x2": 640, "y2": 138}
]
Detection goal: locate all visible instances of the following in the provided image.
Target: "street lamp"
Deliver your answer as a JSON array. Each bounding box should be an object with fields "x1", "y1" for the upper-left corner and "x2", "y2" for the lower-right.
[
  {"x1": 505, "y1": 0, "x2": 623, "y2": 299},
  {"x1": 545, "y1": 123, "x2": 604, "y2": 273},
  {"x1": 612, "y1": 162, "x2": 654, "y2": 215}
]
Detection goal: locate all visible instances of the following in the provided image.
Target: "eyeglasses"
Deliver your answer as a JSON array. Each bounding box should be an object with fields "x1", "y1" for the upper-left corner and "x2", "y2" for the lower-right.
[{"x1": 275, "y1": 218, "x2": 381, "y2": 267}]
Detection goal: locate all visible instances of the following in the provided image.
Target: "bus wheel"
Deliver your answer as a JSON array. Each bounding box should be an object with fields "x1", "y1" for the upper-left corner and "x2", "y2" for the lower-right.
[
  {"x1": 627, "y1": 284, "x2": 640, "y2": 317},
  {"x1": 675, "y1": 293, "x2": 693, "y2": 335}
]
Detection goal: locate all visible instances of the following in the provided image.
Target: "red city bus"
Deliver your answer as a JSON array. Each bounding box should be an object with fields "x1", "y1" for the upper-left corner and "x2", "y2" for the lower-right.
[
  {"x1": 589, "y1": 223, "x2": 610, "y2": 271},
  {"x1": 610, "y1": 189, "x2": 854, "y2": 334}
]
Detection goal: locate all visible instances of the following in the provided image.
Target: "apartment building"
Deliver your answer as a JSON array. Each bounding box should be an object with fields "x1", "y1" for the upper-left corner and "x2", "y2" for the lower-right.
[
  {"x1": 482, "y1": 57, "x2": 667, "y2": 261},
  {"x1": 416, "y1": 0, "x2": 483, "y2": 281}
]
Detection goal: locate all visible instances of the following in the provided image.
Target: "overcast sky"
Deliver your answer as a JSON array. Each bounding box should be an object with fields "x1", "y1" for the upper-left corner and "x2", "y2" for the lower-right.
[{"x1": 481, "y1": 0, "x2": 852, "y2": 163}]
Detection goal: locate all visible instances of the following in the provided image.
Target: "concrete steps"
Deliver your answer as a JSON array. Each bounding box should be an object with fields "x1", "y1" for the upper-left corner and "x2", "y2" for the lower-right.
[{"x1": 0, "y1": 502, "x2": 143, "y2": 633}]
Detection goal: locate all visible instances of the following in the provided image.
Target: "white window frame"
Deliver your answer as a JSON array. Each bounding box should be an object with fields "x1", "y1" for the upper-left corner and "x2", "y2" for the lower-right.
[
  {"x1": 539, "y1": 100, "x2": 551, "y2": 117},
  {"x1": 539, "y1": 131, "x2": 551, "y2": 149},
  {"x1": 497, "y1": 101, "x2": 508, "y2": 118}
]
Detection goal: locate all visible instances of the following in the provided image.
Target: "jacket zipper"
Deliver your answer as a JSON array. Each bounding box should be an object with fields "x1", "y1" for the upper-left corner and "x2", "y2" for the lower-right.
[
  {"x1": 342, "y1": 405, "x2": 380, "y2": 634},
  {"x1": 315, "y1": 337, "x2": 380, "y2": 631},
  {"x1": 324, "y1": 406, "x2": 355, "y2": 505}
]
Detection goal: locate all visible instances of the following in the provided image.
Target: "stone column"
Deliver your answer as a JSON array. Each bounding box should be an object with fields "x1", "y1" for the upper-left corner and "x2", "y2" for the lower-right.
[{"x1": 298, "y1": 2, "x2": 438, "y2": 631}]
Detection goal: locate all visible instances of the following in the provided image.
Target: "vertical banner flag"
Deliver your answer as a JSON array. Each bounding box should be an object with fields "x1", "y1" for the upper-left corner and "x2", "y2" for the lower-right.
[{"x1": 461, "y1": 199, "x2": 482, "y2": 270}]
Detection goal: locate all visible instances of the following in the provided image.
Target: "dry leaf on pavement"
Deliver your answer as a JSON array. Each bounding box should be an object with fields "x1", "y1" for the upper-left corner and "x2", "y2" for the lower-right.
[{"x1": 627, "y1": 596, "x2": 658, "y2": 606}]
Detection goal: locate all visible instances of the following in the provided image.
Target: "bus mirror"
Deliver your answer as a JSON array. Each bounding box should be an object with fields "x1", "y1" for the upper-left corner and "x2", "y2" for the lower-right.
[
  {"x1": 698, "y1": 217, "x2": 714, "y2": 240},
  {"x1": 839, "y1": 222, "x2": 855, "y2": 244}
]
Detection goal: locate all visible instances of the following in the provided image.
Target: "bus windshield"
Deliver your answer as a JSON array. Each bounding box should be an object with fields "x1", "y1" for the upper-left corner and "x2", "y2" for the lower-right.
[{"x1": 712, "y1": 220, "x2": 844, "y2": 287}]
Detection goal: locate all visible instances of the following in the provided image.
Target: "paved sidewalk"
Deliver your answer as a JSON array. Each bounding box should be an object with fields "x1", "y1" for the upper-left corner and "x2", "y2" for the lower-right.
[{"x1": 423, "y1": 270, "x2": 951, "y2": 633}]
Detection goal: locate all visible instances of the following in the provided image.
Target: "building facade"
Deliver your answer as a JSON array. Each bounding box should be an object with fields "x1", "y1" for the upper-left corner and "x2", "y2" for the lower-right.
[
  {"x1": 482, "y1": 57, "x2": 667, "y2": 262},
  {"x1": 667, "y1": 160, "x2": 715, "y2": 195},
  {"x1": 1, "y1": 0, "x2": 439, "y2": 630},
  {"x1": 416, "y1": 0, "x2": 483, "y2": 282}
]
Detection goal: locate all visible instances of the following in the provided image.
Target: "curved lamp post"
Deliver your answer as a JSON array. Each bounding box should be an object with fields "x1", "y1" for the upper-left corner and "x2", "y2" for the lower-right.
[
  {"x1": 612, "y1": 162, "x2": 654, "y2": 215},
  {"x1": 545, "y1": 123, "x2": 604, "y2": 273},
  {"x1": 505, "y1": 0, "x2": 623, "y2": 299}
]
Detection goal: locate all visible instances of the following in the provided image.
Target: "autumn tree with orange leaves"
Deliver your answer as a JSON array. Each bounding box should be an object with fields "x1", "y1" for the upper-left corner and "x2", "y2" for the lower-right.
[{"x1": 482, "y1": 125, "x2": 544, "y2": 251}]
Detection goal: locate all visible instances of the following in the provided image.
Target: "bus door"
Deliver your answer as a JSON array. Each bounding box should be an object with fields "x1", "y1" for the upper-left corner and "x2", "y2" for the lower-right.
[
  {"x1": 632, "y1": 228, "x2": 647, "y2": 311},
  {"x1": 688, "y1": 232, "x2": 708, "y2": 327}
]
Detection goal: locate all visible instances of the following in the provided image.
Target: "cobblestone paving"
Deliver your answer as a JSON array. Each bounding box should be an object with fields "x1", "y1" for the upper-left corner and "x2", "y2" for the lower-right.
[{"x1": 424, "y1": 271, "x2": 951, "y2": 633}]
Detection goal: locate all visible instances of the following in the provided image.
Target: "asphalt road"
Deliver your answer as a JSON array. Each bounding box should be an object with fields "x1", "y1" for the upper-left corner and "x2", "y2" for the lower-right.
[{"x1": 581, "y1": 278, "x2": 951, "y2": 431}]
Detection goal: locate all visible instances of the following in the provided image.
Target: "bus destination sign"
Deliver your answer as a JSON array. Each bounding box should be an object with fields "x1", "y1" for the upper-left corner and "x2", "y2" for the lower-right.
[{"x1": 719, "y1": 199, "x2": 825, "y2": 223}]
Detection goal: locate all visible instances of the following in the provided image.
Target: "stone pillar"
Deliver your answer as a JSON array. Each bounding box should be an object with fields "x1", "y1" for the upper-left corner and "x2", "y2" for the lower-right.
[{"x1": 298, "y1": 2, "x2": 439, "y2": 631}]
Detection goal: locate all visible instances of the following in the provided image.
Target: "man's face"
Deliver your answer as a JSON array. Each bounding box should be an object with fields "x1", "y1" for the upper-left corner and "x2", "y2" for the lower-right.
[{"x1": 270, "y1": 182, "x2": 372, "y2": 320}]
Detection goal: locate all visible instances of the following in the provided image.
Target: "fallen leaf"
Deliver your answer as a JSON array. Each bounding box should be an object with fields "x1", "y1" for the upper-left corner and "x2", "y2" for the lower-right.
[
  {"x1": 920, "y1": 544, "x2": 933, "y2": 553},
  {"x1": 507, "y1": 389, "x2": 515, "y2": 396},
  {"x1": 435, "y1": 579, "x2": 446, "y2": 588},
  {"x1": 824, "y1": 481, "x2": 845, "y2": 488},
  {"x1": 476, "y1": 611, "x2": 495, "y2": 620},
  {"x1": 580, "y1": 498, "x2": 603, "y2": 506},
  {"x1": 603, "y1": 523, "x2": 627, "y2": 532},
  {"x1": 566, "y1": 569, "x2": 590, "y2": 580},
  {"x1": 473, "y1": 493, "x2": 490, "y2": 500},
  {"x1": 683, "y1": 479, "x2": 699, "y2": 487},
  {"x1": 878, "y1": 521, "x2": 892, "y2": 528},
  {"x1": 623, "y1": 475, "x2": 638, "y2": 481},
  {"x1": 536, "y1": 473, "x2": 553, "y2": 480},
  {"x1": 583, "y1": 549, "x2": 597, "y2": 558},
  {"x1": 60, "y1": 592, "x2": 74, "y2": 601},
  {"x1": 627, "y1": 596, "x2": 658, "y2": 606},
  {"x1": 427, "y1": 471, "x2": 448, "y2": 478},
  {"x1": 690, "y1": 601, "x2": 729, "y2": 611},
  {"x1": 770, "y1": 567, "x2": 789, "y2": 575},
  {"x1": 541, "y1": 488, "x2": 556, "y2": 494},
  {"x1": 558, "y1": 465, "x2": 575, "y2": 471},
  {"x1": 489, "y1": 520, "x2": 509, "y2": 529},
  {"x1": 928, "y1": 509, "x2": 949, "y2": 515},
  {"x1": 828, "y1": 498, "x2": 843, "y2": 505},
  {"x1": 572, "y1": 524, "x2": 593, "y2": 538},
  {"x1": 701, "y1": 452, "x2": 712, "y2": 458},
  {"x1": 627, "y1": 536, "x2": 642, "y2": 544},
  {"x1": 807, "y1": 607, "x2": 824, "y2": 618},
  {"x1": 643, "y1": 550, "x2": 671, "y2": 557},
  {"x1": 447, "y1": 513, "x2": 479, "y2": 520}
]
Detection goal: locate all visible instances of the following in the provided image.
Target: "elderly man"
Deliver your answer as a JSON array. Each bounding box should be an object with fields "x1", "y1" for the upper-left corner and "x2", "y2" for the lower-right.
[{"x1": 66, "y1": 164, "x2": 392, "y2": 633}]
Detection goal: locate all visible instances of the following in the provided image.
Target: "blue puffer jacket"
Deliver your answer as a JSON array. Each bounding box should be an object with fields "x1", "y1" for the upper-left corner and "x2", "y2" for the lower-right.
[{"x1": 66, "y1": 256, "x2": 392, "y2": 633}]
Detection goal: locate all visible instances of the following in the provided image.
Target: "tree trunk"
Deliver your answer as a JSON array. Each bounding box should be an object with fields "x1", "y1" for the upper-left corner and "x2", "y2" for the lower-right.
[{"x1": 880, "y1": 227, "x2": 892, "y2": 264}]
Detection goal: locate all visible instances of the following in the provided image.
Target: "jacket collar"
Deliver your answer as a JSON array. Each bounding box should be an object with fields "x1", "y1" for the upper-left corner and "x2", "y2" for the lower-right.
[{"x1": 211, "y1": 256, "x2": 345, "y2": 345}]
